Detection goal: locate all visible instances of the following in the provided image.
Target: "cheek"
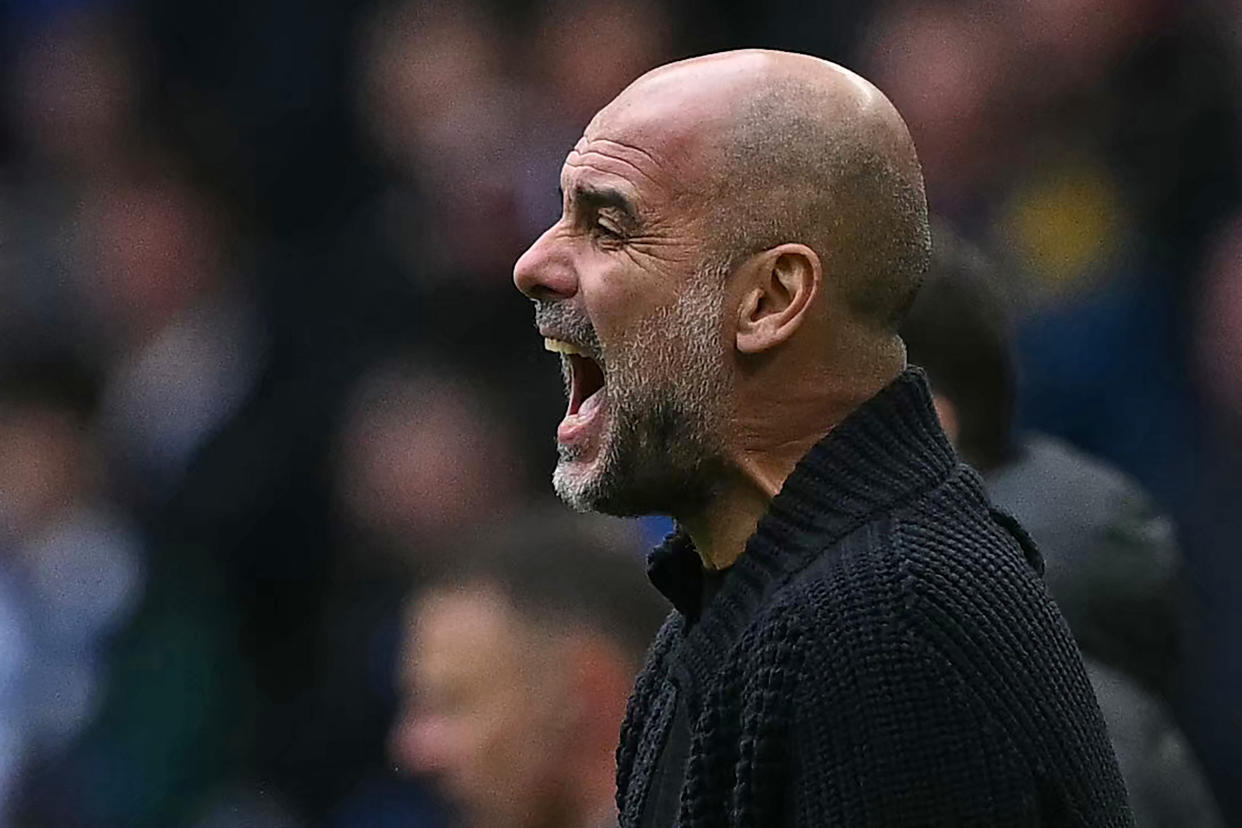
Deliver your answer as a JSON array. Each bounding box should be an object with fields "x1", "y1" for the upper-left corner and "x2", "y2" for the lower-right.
[
  {"x1": 583, "y1": 274, "x2": 642, "y2": 339},
  {"x1": 579, "y1": 255, "x2": 685, "y2": 340},
  {"x1": 486, "y1": 682, "x2": 568, "y2": 775}
]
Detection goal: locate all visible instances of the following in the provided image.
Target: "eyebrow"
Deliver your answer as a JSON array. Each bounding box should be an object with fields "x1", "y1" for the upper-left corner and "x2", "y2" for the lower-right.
[{"x1": 560, "y1": 184, "x2": 642, "y2": 230}]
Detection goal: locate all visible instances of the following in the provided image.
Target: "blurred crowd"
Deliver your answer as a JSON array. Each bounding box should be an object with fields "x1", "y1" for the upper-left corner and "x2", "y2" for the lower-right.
[{"x1": 0, "y1": 0, "x2": 1240, "y2": 826}]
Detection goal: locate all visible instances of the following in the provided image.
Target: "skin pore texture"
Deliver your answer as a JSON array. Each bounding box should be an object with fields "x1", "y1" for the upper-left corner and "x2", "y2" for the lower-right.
[{"x1": 513, "y1": 49, "x2": 930, "y2": 570}]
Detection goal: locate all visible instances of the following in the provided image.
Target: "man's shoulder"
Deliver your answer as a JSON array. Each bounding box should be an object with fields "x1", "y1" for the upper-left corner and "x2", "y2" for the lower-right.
[{"x1": 755, "y1": 465, "x2": 1057, "y2": 657}]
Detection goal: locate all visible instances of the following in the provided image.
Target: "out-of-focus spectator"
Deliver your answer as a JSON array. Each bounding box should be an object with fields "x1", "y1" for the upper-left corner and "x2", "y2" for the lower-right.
[
  {"x1": 335, "y1": 356, "x2": 524, "y2": 558},
  {"x1": 0, "y1": 6, "x2": 144, "y2": 360},
  {"x1": 860, "y1": 0, "x2": 1239, "y2": 305},
  {"x1": 0, "y1": 359, "x2": 144, "y2": 821},
  {"x1": 901, "y1": 227, "x2": 1223, "y2": 826},
  {"x1": 861, "y1": 4, "x2": 1012, "y2": 215},
  {"x1": 526, "y1": 0, "x2": 674, "y2": 128},
  {"x1": 77, "y1": 165, "x2": 265, "y2": 505},
  {"x1": 1085, "y1": 659, "x2": 1224, "y2": 828},
  {"x1": 5, "y1": 8, "x2": 138, "y2": 177},
  {"x1": 307, "y1": 356, "x2": 533, "y2": 826},
  {"x1": 1193, "y1": 211, "x2": 1242, "y2": 432},
  {"x1": 355, "y1": 0, "x2": 529, "y2": 279},
  {"x1": 391, "y1": 512, "x2": 667, "y2": 828}
]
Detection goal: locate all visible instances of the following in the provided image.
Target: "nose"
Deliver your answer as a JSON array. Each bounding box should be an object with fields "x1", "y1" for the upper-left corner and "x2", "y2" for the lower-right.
[{"x1": 513, "y1": 225, "x2": 578, "y2": 302}]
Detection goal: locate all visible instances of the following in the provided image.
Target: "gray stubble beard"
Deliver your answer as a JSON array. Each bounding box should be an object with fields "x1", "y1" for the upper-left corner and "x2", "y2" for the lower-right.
[{"x1": 553, "y1": 266, "x2": 732, "y2": 518}]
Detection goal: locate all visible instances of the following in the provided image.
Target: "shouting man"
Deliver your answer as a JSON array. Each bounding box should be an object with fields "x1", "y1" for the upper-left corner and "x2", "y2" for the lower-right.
[{"x1": 513, "y1": 49, "x2": 1132, "y2": 827}]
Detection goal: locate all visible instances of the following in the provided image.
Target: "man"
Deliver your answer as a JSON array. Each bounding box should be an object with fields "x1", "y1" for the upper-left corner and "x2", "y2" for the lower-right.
[
  {"x1": 901, "y1": 229, "x2": 1224, "y2": 827},
  {"x1": 513, "y1": 49, "x2": 1131, "y2": 825},
  {"x1": 390, "y1": 513, "x2": 668, "y2": 828}
]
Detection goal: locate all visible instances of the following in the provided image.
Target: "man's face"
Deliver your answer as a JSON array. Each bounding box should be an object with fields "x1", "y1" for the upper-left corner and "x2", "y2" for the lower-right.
[
  {"x1": 513, "y1": 101, "x2": 733, "y2": 517},
  {"x1": 391, "y1": 587, "x2": 569, "y2": 828}
]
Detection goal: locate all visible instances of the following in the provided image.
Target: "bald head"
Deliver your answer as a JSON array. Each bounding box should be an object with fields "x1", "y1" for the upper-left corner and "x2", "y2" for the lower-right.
[{"x1": 599, "y1": 50, "x2": 931, "y2": 332}]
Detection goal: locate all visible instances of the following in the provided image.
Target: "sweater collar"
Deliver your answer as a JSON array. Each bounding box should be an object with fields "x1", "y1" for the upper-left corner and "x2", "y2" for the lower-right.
[{"x1": 647, "y1": 368, "x2": 957, "y2": 680}]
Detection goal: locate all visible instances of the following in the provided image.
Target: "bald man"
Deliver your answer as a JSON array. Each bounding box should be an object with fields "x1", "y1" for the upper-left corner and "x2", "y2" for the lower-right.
[{"x1": 514, "y1": 50, "x2": 1131, "y2": 827}]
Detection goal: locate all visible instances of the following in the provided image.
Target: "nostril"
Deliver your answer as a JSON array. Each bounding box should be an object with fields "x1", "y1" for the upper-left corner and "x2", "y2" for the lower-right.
[
  {"x1": 514, "y1": 264, "x2": 577, "y2": 302},
  {"x1": 523, "y1": 280, "x2": 569, "y2": 303}
]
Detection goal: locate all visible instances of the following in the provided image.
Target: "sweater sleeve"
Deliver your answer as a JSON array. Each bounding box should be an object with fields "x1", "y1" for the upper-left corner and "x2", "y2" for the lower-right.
[
  {"x1": 786, "y1": 606, "x2": 1043, "y2": 827},
  {"x1": 777, "y1": 511, "x2": 1133, "y2": 827}
]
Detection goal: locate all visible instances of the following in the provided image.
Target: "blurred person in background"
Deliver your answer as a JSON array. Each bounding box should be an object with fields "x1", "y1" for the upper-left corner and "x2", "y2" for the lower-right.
[
  {"x1": 355, "y1": 0, "x2": 527, "y2": 281},
  {"x1": 316, "y1": 355, "x2": 529, "y2": 828},
  {"x1": 335, "y1": 357, "x2": 524, "y2": 559},
  {"x1": 1193, "y1": 211, "x2": 1242, "y2": 442},
  {"x1": 901, "y1": 228, "x2": 1224, "y2": 827},
  {"x1": 859, "y1": 0, "x2": 1239, "y2": 302},
  {"x1": 0, "y1": 359, "x2": 144, "y2": 823},
  {"x1": 0, "y1": 5, "x2": 145, "y2": 361},
  {"x1": 391, "y1": 512, "x2": 667, "y2": 828},
  {"x1": 350, "y1": 0, "x2": 585, "y2": 480},
  {"x1": 78, "y1": 162, "x2": 266, "y2": 508}
]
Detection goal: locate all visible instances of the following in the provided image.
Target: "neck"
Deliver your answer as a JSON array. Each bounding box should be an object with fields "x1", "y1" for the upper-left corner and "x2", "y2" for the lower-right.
[
  {"x1": 679, "y1": 467, "x2": 774, "y2": 571},
  {"x1": 681, "y1": 340, "x2": 905, "y2": 571}
]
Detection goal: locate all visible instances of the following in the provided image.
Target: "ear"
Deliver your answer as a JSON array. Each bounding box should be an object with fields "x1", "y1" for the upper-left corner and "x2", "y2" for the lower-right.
[{"x1": 734, "y1": 244, "x2": 822, "y2": 354}]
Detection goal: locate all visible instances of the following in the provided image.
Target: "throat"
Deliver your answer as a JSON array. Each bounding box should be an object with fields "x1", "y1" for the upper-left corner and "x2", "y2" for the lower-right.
[{"x1": 678, "y1": 468, "x2": 774, "y2": 571}]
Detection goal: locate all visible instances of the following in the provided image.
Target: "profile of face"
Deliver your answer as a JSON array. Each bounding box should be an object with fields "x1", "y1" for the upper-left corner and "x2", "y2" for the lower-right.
[
  {"x1": 391, "y1": 587, "x2": 572, "y2": 828},
  {"x1": 512, "y1": 91, "x2": 733, "y2": 518}
]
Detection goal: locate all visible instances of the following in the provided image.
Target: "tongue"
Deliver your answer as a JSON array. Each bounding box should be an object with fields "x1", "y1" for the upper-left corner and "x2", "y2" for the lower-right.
[
  {"x1": 560, "y1": 356, "x2": 605, "y2": 445},
  {"x1": 579, "y1": 386, "x2": 604, "y2": 417}
]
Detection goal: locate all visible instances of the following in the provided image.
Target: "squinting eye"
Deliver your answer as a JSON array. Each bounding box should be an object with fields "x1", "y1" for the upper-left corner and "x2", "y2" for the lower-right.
[{"x1": 594, "y1": 220, "x2": 623, "y2": 240}]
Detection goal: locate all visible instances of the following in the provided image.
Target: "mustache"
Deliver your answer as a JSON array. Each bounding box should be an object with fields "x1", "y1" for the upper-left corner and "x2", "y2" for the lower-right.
[{"x1": 533, "y1": 301, "x2": 601, "y2": 354}]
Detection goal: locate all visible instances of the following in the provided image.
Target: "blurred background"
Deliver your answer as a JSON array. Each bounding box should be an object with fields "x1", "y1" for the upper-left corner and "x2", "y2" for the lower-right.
[{"x1": 0, "y1": 0, "x2": 1239, "y2": 825}]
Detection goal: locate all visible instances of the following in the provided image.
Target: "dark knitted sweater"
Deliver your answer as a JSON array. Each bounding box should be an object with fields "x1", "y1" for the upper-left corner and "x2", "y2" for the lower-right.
[{"x1": 616, "y1": 369, "x2": 1133, "y2": 827}]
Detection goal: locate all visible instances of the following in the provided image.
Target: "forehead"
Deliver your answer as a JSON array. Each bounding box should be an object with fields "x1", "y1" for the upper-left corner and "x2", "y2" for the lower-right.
[
  {"x1": 406, "y1": 588, "x2": 527, "y2": 681},
  {"x1": 559, "y1": 87, "x2": 724, "y2": 209}
]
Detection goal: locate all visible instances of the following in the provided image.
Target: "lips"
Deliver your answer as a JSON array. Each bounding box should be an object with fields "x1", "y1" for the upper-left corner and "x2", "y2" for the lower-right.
[{"x1": 544, "y1": 337, "x2": 606, "y2": 447}]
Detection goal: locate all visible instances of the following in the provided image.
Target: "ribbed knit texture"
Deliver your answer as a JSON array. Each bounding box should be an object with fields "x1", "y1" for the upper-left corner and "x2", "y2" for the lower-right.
[{"x1": 616, "y1": 368, "x2": 1133, "y2": 827}]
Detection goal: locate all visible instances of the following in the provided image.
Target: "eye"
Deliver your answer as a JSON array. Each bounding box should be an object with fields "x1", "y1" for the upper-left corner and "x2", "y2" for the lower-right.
[
  {"x1": 590, "y1": 211, "x2": 630, "y2": 245},
  {"x1": 594, "y1": 218, "x2": 623, "y2": 239}
]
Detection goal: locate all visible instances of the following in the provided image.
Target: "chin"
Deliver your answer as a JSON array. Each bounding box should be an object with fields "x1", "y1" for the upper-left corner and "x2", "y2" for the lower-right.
[
  {"x1": 554, "y1": 402, "x2": 723, "y2": 517},
  {"x1": 552, "y1": 459, "x2": 680, "y2": 518},
  {"x1": 552, "y1": 459, "x2": 616, "y2": 514},
  {"x1": 553, "y1": 433, "x2": 622, "y2": 513}
]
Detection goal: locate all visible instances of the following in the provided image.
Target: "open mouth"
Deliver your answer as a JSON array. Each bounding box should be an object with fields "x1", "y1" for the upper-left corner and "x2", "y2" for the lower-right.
[{"x1": 545, "y1": 337, "x2": 606, "y2": 444}]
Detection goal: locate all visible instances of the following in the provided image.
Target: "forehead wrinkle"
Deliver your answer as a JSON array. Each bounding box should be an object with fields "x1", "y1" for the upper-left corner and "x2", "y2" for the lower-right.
[
  {"x1": 582, "y1": 137, "x2": 667, "y2": 178},
  {"x1": 559, "y1": 162, "x2": 641, "y2": 216},
  {"x1": 565, "y1": 148, "x2": 662, "y2": 193}
]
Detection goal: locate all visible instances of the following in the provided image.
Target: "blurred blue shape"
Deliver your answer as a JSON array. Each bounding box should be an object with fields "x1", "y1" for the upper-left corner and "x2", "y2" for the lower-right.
[
  {"x1": 330, "y1": 775, "x2": 450, "y2": 828},
  {"x1": 7, "y1": 0, "x2": 127, "y2": 27},
  {"x1": 638, "y1": 515, "x2": 676, "y2": 551}
]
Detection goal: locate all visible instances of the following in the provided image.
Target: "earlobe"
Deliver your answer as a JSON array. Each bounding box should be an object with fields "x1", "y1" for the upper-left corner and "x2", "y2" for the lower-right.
[{"x1": 735, "y1": 244, "x2": 822, "y2": 354}]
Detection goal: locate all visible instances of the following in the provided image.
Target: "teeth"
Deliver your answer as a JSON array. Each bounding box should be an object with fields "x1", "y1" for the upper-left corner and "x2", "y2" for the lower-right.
[{"x1": 544, "y1": 337, "x2": 587, "y2": 356}]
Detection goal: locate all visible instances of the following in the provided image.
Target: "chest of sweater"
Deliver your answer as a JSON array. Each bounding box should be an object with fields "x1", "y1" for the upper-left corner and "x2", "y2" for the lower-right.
[{"x1": 618, "y1": 615, "x2": 804, "y2": 828}]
